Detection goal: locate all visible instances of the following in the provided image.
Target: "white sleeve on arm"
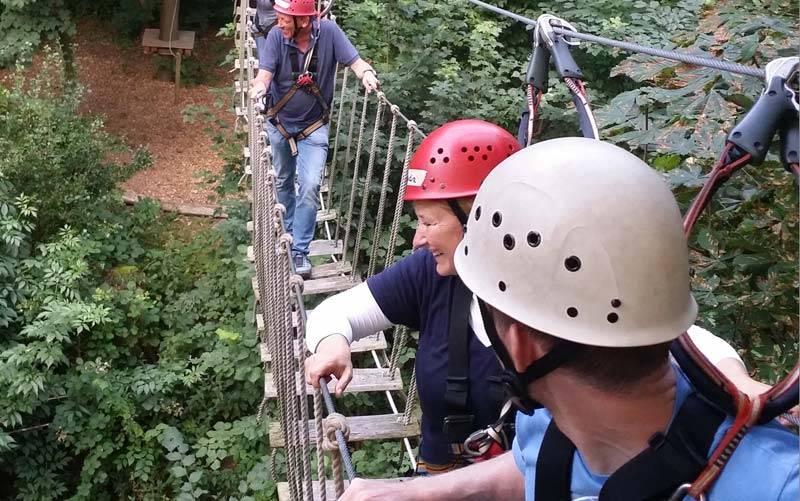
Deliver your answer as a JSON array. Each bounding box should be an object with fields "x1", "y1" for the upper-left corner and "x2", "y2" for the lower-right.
[
  {"x1": 686, "y1": 325, "x2": 744, "y2": 366},
  {"x1": 305, "y1": 282, "x2": 394, "y2": 353}
]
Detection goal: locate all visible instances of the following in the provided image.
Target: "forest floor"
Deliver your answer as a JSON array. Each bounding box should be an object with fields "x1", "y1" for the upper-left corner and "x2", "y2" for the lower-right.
[{"x1": 75, "y1": 20, "x2": 233, "y2": 208}]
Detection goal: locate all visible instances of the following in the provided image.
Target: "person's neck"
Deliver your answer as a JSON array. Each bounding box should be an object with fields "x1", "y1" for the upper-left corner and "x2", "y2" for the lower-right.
[
  {"x1": 293, "y1": 24, "x2": 313, "y2": 50},
  {"x1": 536, "y1": 363, "x2": 676, "y2": 475}
]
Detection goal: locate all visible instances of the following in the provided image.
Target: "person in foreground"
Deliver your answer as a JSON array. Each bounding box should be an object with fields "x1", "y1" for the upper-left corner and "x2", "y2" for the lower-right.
[{"x1": 338, "y1": 137, "x2": 799, "y2": 500}]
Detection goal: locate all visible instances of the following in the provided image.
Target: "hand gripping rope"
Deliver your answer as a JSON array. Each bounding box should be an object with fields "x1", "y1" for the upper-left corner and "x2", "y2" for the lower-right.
[{"x1": 468, "y1": 1, "x2": 799, "y2": 498}]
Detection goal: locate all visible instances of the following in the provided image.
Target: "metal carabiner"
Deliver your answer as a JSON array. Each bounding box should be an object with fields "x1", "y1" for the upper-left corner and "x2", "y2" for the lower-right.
[
  {"x1": 534, "y1": 14, "x2": 580, "y2": 49},
  {"x1": 667, "y1": 483, "x2": 707, "y2": 501},
  {"x1": 765, "y1": 56, "x2": 799, "y2": 112},
  {"x1": 462, "y1": 399, "x2": 514, "y2": 457}
]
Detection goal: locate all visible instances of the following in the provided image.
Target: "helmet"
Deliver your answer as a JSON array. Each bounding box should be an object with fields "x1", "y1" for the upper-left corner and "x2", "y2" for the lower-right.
[
  {"x1": 404, "y1": 119, "x2": 521, "y2": 201},
  {"x1": 272, "y1": 0, "x2": 316, "y2": 17},
  {"x1": 454, "y1": 137, "x2": 697, "y2": 348}
]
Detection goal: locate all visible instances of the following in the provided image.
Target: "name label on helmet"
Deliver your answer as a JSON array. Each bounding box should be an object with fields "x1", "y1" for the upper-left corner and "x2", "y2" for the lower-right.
[
  {"x1": 275, "y1": 0, "x2": 291, "y2": 9},
  {"x1": 407, "y1": 169, "x2": 426, "y2": 187}
]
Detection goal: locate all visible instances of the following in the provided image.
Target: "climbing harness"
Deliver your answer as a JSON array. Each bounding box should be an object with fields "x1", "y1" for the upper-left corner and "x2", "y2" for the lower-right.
[{"x1": 263, "y1": 31, "x2": 330, "y2": 157}]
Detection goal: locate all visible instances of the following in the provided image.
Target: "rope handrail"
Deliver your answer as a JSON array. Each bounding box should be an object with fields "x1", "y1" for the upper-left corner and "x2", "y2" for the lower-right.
[{"x1": 466, "y1": 0, "x2": 766, "y2": 78}]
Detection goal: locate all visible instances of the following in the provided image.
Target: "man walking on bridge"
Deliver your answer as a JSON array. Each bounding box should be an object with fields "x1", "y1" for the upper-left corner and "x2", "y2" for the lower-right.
[{"x1": 250, "y1": 0, "x2": 379, "y2": 278}]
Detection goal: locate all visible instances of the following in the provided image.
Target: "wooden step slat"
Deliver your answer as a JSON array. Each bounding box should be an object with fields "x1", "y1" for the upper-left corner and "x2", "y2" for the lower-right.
[
  {"x1": 246, "y1": 209, "x2": 335, "y2": 234},
  {"x1": 269, "y1": 413, "x2": 419, "y2": 447},
  {"x1": 246, "y1": 240, "x2": 344, "y2": 262},
  {"x1": 264, "y1": 368, "x2": 403, "y2": 398},
  {"x1": 277, "y1": 480, "x2": 349, "y2": 501},
  {"x1": 252, "y1": 261, "x2": 352, "y2": 290},
  {"x1": 303, "y1": 273, "x2": 361, "y2": 296},
  {"x1": 259, "y1": 332, "x2": 387, "y2": 362}
]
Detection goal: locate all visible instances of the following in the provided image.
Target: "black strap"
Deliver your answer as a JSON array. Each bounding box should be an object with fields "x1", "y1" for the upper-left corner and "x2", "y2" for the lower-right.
[
  {"x1": 444, "y1": 278, "x2": 474, "y2": 442},
  {"x1": 289, "y1": 44, "x2": 318, "y2": 80},
  {"x1": 535, "y1": 421, "x2": 575, "y2": 501},
  {"x1": 536, "y1": 392, "x2": 726, "y2": 500}
]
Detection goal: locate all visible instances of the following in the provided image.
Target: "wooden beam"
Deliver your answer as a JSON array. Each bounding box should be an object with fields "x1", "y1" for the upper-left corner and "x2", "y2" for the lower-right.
[
  {"x1": 269, "y1": 413, "x2": 419, "y2": 447},
  {"x1": 263, "y1": 368, "x2": 403, "y2": 398},
  {"x1": 259, "y1": 332, "x2": 387, "y2": 362}
]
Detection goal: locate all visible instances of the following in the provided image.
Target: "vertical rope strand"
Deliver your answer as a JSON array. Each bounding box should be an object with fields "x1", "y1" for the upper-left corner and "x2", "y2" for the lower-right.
[
  {"x1": 351, "y1": 95, "x2": 386, "y2": 274},
  {"x1": 367, "y1": 105, "x2": 399, "y2": 278},
  {"x1": 384, "y1": 123, "x2": 418, "y2": 268},
  {"x1": 341, "y1": 89, "x2": 371, "y2": 264}
]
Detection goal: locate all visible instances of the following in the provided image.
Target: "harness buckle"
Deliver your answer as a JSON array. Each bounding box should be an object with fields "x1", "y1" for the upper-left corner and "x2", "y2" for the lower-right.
[
  {"x1": 443, "y1": 414, "x2": 474, "y2": 443},
  {"x1": 297, "y1": 72, "x2": 314, "y2": 87}
]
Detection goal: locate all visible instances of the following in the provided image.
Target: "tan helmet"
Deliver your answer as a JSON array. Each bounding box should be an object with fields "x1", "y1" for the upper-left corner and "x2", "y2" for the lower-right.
[{"x1": 454, "y1": 137, "x2": 697, "y2": 347}]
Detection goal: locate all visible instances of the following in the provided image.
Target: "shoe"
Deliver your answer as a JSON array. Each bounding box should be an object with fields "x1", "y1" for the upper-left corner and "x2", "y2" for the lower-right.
[{"x1": 293, "y1": 253, "x2": 312, "y2": 279}]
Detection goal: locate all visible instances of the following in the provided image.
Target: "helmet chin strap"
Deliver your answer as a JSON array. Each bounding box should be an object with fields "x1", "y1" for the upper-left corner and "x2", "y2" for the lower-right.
[
  {"x1": 477, "y1": 299, "x2": 579, "y2": 415},
  {"x1": 446, "y1": 199, "x2": 469, "y2": 232}
]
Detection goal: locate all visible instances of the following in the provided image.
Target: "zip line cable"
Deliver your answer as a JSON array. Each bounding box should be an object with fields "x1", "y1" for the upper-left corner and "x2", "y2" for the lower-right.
[{"x1": 466, "y1": 0, "x2": 766, "y2": 79}]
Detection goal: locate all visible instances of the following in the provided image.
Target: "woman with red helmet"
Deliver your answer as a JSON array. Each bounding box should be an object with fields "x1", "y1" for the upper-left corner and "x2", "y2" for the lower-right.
[{"x1": 304, "y1": 120, "x2": 767, "y2": 476}]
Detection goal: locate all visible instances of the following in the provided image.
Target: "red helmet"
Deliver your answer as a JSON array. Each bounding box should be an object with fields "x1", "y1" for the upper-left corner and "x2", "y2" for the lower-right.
[
  {"x1": 404, "y1": 119, "x2": 521, "y2": 201},
  {"x1": 272, "y1": 0, "x2": 316, "y2": 16}
]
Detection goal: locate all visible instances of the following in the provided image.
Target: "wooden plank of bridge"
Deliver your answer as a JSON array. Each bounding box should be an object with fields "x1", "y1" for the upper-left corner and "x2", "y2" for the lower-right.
[
  {"x1": 277, "y1": 480, "x2": 348, "y2": 501},
  {"x1": 269, "y1": 413, "x2": 420, "y2": 447},
  {"x1": 259, "y1": 332, "x2": 388, "y2": 362},
  {"x1": 264, "y1": 368, "x2": 403, "y2": 398},
  {"x1": 246, "y1": 240, "x2": 344, "y2": 262}
]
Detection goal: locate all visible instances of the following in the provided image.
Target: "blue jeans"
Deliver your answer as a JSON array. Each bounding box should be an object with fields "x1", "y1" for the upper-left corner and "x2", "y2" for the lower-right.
[{"x1": 266, "y1": 121, "x2": 329, "y2": 255}]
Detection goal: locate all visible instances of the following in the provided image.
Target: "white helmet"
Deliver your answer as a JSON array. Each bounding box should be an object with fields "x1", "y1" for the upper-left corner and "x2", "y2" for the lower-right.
[{"x1": 454, "y1": 137, "x2": 697, "y2": 348}]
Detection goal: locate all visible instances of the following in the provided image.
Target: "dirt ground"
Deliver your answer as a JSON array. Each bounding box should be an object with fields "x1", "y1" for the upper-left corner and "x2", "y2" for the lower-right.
[{"x1": 74, "y1": 20, "x2": 233, "y2": 206}]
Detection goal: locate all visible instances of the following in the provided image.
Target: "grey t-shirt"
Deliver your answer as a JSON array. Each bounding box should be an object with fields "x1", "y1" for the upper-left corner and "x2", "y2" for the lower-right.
[
  {"x1": 254, "y1": 0, "x2": 276, "y2": 34},
  {"x1": 258, "y1": 19, "x2": 359, "y2": 128}
]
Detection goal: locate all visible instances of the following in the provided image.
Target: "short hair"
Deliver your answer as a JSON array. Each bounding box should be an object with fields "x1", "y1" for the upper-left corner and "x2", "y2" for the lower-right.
[{"x1": 492, "y1": 308, "x2": 671, "y2": 393}]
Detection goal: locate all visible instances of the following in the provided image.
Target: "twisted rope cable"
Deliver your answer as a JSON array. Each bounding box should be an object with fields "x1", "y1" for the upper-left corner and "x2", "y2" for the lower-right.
[
  {"x1": 388, "y1": 325, "x2": 408, "y2": 377},
  {"x1": 466, "y1": 0, "x2": 765, "y2": 78},
  {"x1": 327, "y1": 68, "x2": 350, "y2": 211},
  {"x1": 341, "y1": 89, "x2": 371, "y2": 263},
  {"x1": 384, "y1": 122, "x2": 418, "y2": 269},
  {"x1": 335, "y1": 74, "x2": 360, "y2": 244},
  {"x1": 313, "y1": 388, "x2": 327, "y2": 501},
  {"x1": 402, "y1": 366, "x2": 418, "y2": 426},
  {"x1": 367, "y1": 104, "x2": 399, "y2": 278},
  {"x1": 293, "y1": 292, "x2": 315, "y2": 498},
  {"x1": 352, "y1": 94, "x2": 387, "y2": 274},
  {"x1": 322, "y1": 413, "x2": 350, "y2": 497}
]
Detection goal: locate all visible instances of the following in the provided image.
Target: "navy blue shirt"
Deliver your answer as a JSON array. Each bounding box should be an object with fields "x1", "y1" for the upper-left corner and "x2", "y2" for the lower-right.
[
  {"x1": 367, "y1": 249, "x2": 504, "y2": 465},
  {"x1": 258, "y1": 19, "x2": 359, "y2": 128}
]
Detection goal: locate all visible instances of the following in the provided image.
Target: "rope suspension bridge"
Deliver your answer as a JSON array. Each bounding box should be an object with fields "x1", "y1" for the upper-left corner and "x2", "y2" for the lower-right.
[{"x1": 232, "y1": 1, "x2": 799, "y2": 499}]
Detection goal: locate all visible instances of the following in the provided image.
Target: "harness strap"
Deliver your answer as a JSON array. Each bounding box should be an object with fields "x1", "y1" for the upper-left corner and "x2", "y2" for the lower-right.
[
  {"x1": 443, "y1": 278, "x2": 474, "y2": 443},
  {"x1": 534, "y1": 421, "x2": 574, "y2": 501},
  {"x1": 535, "y1": 392, "x2": 725, "y2": 500},
  {"x1": 271, "y1": 118, "x2": 326, "y2": 157}
]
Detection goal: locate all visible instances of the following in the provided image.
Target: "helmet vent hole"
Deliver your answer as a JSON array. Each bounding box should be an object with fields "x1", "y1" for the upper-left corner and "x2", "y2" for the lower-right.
[
  {"x1": 468, "y1": 155, "x2": 475, "y2": 162},
  {"x1": 474, "y1": 146, "x2": 481, "y2": 152},
  {"x1": 443, "y1": 157, "x2": 450, "y2": 163},
  {"x1": 429, "y1": 157, "x2": 436, "y2": 164},
  {"x1": 437, "y1": 148, "x2": 444, "y2": 154},
  {"x1": 607, "y1": 312, "x2": 619, "y2": 323},
  {"x1": 508, "y1": 144, "x2": 514, "y2": 150},
  {"x1": 492, "y1": 211, "x2": 502, "y2": 227},
  {"x1": 503, "y1": 234, "x2": 515, "y2": 250},
  {"x1": 527, "y1": 231, "x2": 541, "y2": 247},
  {"x1": 475, "y1": 206, "x2": 482, "y2": 221},
  {"x1": 461, "y1": 147, "x2": 468, "y2": 153},
  {"x1": 567, "y1": 307, "x2": 578, "y2": 318},
  {"x1": 611, "y1": 299, "x2": 621, "y2": 308},
  {"x1": 482, "y1": 154, "x2": 488, "y2": 161},
  {"x1": 464, "y1": 246, "x2": 469, "y2": 256},
  {"x1": 487, "y1": 145, "x2": 493, "y2": 151},
  {"x1": 498, "y1": 281, "x2": 507, "y2": 292},
  {"x1": 564, "y1": 256, "x2": 581, "y2": 272}
]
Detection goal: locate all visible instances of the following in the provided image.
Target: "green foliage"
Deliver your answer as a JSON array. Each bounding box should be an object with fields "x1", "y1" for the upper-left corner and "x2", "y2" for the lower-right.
[
  {"x1": 0, "y1": 0, "x2": 73, "y2": 67},
  {"x1": 0, "y1": 52, "x2": 151, "y2": 241}
]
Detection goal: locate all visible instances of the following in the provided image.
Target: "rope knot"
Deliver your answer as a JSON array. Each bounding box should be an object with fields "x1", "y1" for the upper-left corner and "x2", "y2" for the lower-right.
[
  {"x1": 322, "y1": 413, "x2": 350, "y2": 452},
  {"x1": 407, "y1": 120, "x2": 418, "y2": 130},
  {"x1": 289, "y1": 274, "x2": 304, "y2": 293},
  {"x1": 390, "y1": 104, "x2": 400, "y2": 115},
  {"x1": 274, "y1": 204, "x2": 287, "y2": 217}
]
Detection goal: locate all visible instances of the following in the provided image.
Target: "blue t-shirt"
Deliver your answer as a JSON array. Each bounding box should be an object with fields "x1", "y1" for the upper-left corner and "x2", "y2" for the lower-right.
[
  {"x1": 257, "y1": 19, "x2": 359, "y2": 128},
  {"x1": 367, "y1": 249, "x2": 505, "y2": 465},
  {"x1": 512, "y1": 364, "x2": 799, "y2": 500}
]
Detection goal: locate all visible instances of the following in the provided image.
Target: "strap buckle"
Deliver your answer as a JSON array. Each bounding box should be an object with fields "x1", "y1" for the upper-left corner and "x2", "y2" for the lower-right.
[
  {"x1": 297, "y1": 72, "x2": 314, "y2": 87},
  {"x1": 462, "y1": 399, "x2": 514, "y2": 457},
  {"x1": 443, "y1": 414, "x2": 475, "y2": 443}
]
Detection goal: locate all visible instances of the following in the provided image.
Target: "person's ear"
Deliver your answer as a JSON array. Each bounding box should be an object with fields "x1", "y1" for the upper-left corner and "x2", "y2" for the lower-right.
[{"x1": 504, "y1": 322, "x2": 547, "y2": 373}]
